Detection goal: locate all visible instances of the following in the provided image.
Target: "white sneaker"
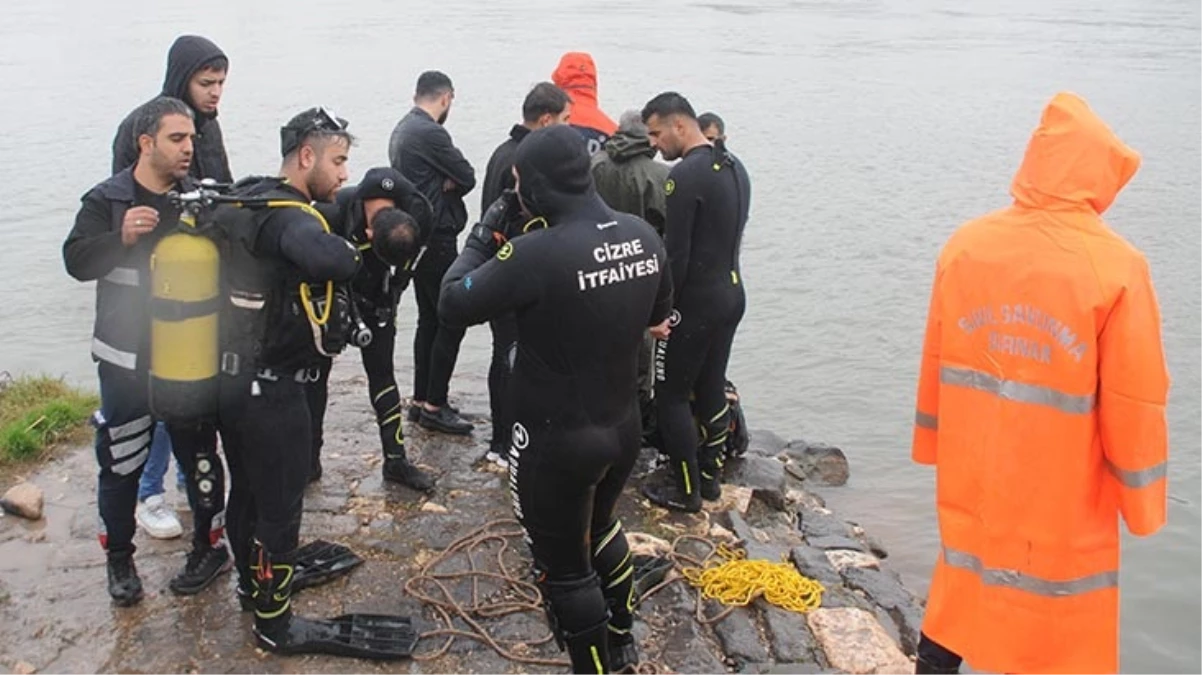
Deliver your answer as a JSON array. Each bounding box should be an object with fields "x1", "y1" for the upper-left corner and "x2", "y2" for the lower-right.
[{"x1": 136, "y1": 494, "x2": 183, "y2": 539}]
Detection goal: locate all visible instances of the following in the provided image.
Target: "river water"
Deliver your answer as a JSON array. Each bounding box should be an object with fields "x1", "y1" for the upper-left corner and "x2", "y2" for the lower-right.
[{"x1": 0, "y1": 0, "x2": 1197, "y2": 671}]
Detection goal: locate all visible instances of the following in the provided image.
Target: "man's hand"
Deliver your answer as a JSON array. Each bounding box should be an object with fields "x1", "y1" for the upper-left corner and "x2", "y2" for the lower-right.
[
  {"x1": 442, "y1": 178, "x2": 457, "y2": 193},
  {"x1": 121, "y1": 206, "x2": 159, "y2": 246},
  {"x1": 650, "y1": 318, "x2": 671, "y2": 340}
]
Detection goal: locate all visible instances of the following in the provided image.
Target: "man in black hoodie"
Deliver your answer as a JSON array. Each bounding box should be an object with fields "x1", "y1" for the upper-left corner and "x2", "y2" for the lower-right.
[
  {"x1": 112, "y1": 35, "x2": 232, "y2": 183},
  {"x1": 477, "y1": 81, "x2": 571, "y2": 465}
]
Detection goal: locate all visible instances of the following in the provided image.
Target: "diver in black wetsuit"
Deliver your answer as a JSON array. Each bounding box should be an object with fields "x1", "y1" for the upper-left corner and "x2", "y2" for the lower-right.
[
  {"x1": 639, "y1": 92, "x2": 751, "y2": 513},
  {"x1": 439, "y1": 125, "x2": 673, "y2": 674},
  {"x1": 307, "y1": 167, "x2": 436, "y2": 491}
]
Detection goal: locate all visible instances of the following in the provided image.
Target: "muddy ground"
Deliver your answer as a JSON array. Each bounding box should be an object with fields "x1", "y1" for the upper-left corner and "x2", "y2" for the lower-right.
[{"x1": 0, "y1": 359, "x2": 920, "y2": 675}]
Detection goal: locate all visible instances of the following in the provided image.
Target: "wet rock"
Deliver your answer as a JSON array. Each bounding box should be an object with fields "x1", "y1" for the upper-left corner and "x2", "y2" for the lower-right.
[
  {"x1": 712, "y1": 606, "x2": 771, "y2": 665},
  {"x1": 741, "y1": 663, "x2": 828, "y2": 674},
  {"x1": 790, "y1": 545, "x2": 843, "y2": 588},
  {"x1": 299, "y1": 513, "x2": 360, "y2": 539},
  {"x1": 760, "y1": 602, "x2": 820, "y2": 663},
  {"x1": 786, "y1": 487, "x2": 826, "y2": 511},
  {"x1": 819, "y1": 584, "x2": 874, "y2": 612},
  {"x1": 1, "y1": 483, "x2": 44, "y2": 520},
  {"x1": 797, "y1": 507, "x2": 853, "y2": 539},
  {"x1": 826, "y1": 550, "x2": 880, "y2": 572},
  {"x1": 806, "y1": 607, "x2": 910, "y2": 674},
  {"x1": 746, "y1": 429, "x2": 788, "y2": 458},
  {"x1": 626, "y1": 531, "x2": 671, "y2": 558},
  {"x1": 724, "y1": 456, "x2": 786, "y2": 500},
  {"x1": 706, "y1": 484, "x2": 754, "y2": 515},
  {"x1": 842, "y1": 567, "x2": 925, "y2": 654},
  {"x1": 728, "y1": 511, "x2": 788, "y2": 562},
  {"x1": 13, "y1": 662, "x2": 37, "y2": 675},
  {"x1": 642, "y1": 581, "x2": 727, "y2": 674},
  {"x1": 784, "y1": 441, "x2": 850, "y2": 487},
  {"x1": 807, "y1": 534, "x2": 867, "y2": 552},
  {"x1": 419, "y1": 502, "x2": 449, "y2": 514}
]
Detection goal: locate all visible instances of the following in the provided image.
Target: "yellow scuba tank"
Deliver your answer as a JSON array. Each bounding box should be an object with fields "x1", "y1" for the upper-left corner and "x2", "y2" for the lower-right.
[{"x1": 149, "y1": 210, "x2": 220, "y2": 422}]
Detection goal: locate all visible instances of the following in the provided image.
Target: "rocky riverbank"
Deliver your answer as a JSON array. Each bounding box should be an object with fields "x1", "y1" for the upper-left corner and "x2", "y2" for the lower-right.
[{"x1": 0, "y1": 358, "x2": 924, "y2": 674}]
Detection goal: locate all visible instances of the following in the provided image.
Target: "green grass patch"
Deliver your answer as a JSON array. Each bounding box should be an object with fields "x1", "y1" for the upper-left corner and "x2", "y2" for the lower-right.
[{"x1": 0, "y1": 373, "x2": 98, "y2": 466}]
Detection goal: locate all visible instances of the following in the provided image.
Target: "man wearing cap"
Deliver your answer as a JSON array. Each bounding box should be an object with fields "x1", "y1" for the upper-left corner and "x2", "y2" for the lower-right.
[
  {"x1": 307, "y1": 167, "x2": 436, "y2": 491},
  {"x1": 214, "y1": 107, "x2": 365, "y2": 654}
]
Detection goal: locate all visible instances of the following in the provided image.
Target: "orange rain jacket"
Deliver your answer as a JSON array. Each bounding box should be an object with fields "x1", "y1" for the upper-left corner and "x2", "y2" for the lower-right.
[
  {"x1": 911, "y1": 91, "x2": 1170, "y2": 674},
  {"x1": 552, "y1": 51, "x2": 617, "y2": 152}
]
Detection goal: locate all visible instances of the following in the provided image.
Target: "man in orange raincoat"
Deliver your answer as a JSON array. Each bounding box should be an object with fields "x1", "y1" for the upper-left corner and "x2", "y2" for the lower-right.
[
  {"x1": 552, "y1": 51, "x2": 618, "y2": 156},
  {"x1": 911, "y1": 91, "x2": 1170, "y2": 674}
]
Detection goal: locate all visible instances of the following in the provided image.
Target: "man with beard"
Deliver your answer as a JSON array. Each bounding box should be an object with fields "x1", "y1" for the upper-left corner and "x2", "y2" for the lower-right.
[{"x1": 64, "y1": 96, "x2": 201, "y2": 606}]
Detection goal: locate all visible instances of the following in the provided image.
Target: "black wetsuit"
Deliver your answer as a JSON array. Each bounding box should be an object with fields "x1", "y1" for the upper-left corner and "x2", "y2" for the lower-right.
[
  {"x1": 655, "y1": 142, "x2": 750, "y2": 499},
  {"x1": 216, "y1": 181, "x2": 360, "y2": 603},
  {"x1": 307, "y1": 174, "x2": 434, "y2": 480},
  {"x1": 439, "y1": 125, "x2": 673, "y2": 673}
]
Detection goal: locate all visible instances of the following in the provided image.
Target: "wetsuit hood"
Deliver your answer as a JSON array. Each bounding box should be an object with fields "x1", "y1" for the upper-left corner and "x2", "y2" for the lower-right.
[
  {"x1": 604, "y1": 127, "x2": 656, "y2": 163},
  {"x1": 513, "y1": 125, "x2": 596, "y2": 221},
  {"x1": 1009, "y1": 91, "x2": 1140, "y2": 215},
  {"x1": 161, "y1": 35, "x2": 227, "y2": 118}
]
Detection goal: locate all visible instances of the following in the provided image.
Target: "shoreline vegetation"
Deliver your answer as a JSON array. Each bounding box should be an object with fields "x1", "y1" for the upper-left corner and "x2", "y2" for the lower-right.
[{"x1": 0, "y1": 373, "x2": 97, "y2": 478}]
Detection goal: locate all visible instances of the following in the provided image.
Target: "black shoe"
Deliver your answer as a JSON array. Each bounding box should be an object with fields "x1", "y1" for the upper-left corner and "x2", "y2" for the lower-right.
[
  {"x1": 106, "y1": 552, "x2": 144, "y2": 607},
  {"x1": 609, "y1": 631, "x2": 639, "y2": 674},
  {"x1": 409, "y1": 402, "x2": 459, "y2": 422},
  {"x1": 383, "y1": 458, "x2": 435, "y2": 491},
  {"x1": 641, "y1": 474, "x2": 701, "y2": 513},
  {"x1": 418, "y1": 406, "x2": 473, "y2": 435},
  {"x1": 170, "y1": 543, "x2": 233, "y2": 595}
]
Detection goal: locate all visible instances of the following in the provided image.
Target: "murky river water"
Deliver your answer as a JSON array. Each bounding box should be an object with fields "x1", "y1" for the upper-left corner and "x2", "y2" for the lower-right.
[{"x1": 0, "y1": 0, "x2": 1197, "y2": 671}]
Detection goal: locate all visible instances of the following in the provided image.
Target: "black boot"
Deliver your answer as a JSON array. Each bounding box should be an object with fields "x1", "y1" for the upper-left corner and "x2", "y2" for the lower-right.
[
  {"x1": 641, "y1": 461, "x2": 701, "y2": 513},
  {"x1": 592, "y1": 521, "x2": 639, "y2": 673},
  {"x1": 537, "y1": 570, "x2": 612, "y2": 674},
  {"x1": 382, "y1": 457, "x2": 435, "y2": 491},
  {"x1": 106, "y1": 550, "x2": 144, "y2": 607},
  {"x1": 379, "y1": 410, "x2": 437, "y2": 487}
]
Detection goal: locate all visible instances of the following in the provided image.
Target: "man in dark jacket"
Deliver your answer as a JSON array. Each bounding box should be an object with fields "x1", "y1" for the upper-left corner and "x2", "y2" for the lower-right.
[
  {"x1": 477, "y1": 81, "x2": 571, "y2": 464},
  {"x1": 112, "y1": 35, "x2": 232, "y2": 183},
  {"x1": 591, "y1": 109, "x2": 671, "y2": 454},
  {"x1": 64, "y1": 96, "x2": 202, "y2": 607},
  {"x1": 388, "y1": 70, "x2": 476, "y2": 435}
]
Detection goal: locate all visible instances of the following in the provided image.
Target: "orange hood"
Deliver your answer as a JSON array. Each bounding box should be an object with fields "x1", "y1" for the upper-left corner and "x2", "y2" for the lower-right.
[
  {"x1": 553, "y1": 52, "x2": 617, "y2": 134},
  {"x1": 1010, "y1": 92, "x2": 1141, "y2": 214}
]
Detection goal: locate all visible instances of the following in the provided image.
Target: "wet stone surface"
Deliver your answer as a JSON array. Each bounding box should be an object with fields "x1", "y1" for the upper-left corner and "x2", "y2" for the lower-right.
[{"x1": 0, "y1": 359, "x2": 919, "y2": 674}]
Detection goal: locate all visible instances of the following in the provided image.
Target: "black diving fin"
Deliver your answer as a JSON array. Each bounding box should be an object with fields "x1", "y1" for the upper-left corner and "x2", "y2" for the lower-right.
[
  {"x1": 293, "y1": 539, "x2": 364, "y2": 591},
  {"x1": 632, "y1": 554, "x2": 675, "y2": 602},
  {"x1": 255, "y1": 613, "x2": 419, "y2": 660}
]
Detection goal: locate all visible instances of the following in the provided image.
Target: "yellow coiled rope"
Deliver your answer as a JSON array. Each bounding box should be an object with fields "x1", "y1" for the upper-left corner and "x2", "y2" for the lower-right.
[{"x1": 680, "y1": 542, "x2": 824, "y2": 613}]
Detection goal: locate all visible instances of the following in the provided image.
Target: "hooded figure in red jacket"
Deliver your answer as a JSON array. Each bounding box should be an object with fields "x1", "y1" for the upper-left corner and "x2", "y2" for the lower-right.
[{"x1": 553, "y1": 52, "x2": 618, "y2": 156}]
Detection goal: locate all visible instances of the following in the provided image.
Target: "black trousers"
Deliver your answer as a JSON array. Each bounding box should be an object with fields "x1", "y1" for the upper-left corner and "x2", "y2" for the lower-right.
[
  {"x1": 654, "y1": 303, "x2": 744, "y2": 484},
  {"x1": 412, "y1": 236, "x2": 466, "y2": 407},
  {"x1": 92, "y1": 363, "x2": 154, "y2": 556},
  {"x1": 221, "y1": 371, "x2": 311, "y2": 576},
  {"x1": 916, "y1": 633, "x2": 963, "y2": 674},
  {"x1": 510, "y1": 401, "x2": 642, "y2": 656},
  {"x1": 487, "y1": 313, "x2": 518, "y2": 449},
  {"x1": 92, "y1": 363, "x2": 226, "y2": 556}
]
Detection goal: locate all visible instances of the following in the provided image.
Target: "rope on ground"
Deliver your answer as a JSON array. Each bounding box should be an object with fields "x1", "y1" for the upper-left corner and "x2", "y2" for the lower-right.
[
  {"x1": 402, "y1": 518, "x2": 569, "y2": 667},
  {"x1": 638, "y1": 533, "x2": 824, "y2": 626}
]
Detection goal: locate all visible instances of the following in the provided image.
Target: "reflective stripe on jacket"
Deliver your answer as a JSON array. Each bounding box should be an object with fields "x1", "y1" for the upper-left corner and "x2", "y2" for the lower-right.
[{"x1": 911, "y1": 91, "x2": 1170, "y2": 674}]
